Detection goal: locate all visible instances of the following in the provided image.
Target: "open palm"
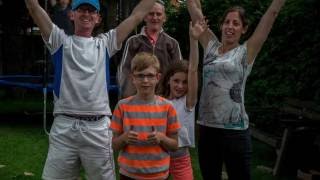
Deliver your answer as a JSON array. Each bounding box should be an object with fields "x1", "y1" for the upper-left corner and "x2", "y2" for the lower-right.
[{"x1": 189, "y1": 20, "x2": 208, "y2": 40}]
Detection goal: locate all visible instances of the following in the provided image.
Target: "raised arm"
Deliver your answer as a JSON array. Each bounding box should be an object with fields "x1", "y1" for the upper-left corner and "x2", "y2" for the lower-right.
[
  {"x1": 186, "y1": 0, "x2": 215, "y2": 48},
  {"x1": 247, "y1": 0, "x2": 286, "y2": 64},
  {"x1": 186, "y1": 20, "x2": 207, "y2": 109},
  {"x1": 186, "y1": 21, "x2": 199, "y2": 109},
  {"x1": 25, "y1": 0, "x2": 53, "y2": 41},
  {"x1": 116, "y1": 0, "x2": 156, "y2": 47},
  {"x1": 186, "y1": 0, "x2": 203, "y2": 23}
]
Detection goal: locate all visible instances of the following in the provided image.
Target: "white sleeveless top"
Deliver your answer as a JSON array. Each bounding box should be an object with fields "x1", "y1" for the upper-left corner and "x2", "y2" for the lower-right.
[{"x1": 171, "y1": 96, "x2": 195, "y2": 147}]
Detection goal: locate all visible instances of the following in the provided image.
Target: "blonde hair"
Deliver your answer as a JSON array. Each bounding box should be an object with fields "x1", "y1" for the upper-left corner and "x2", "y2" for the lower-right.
[{"x1": 131, "y1": 52, "x2": 160, "y2": 73}]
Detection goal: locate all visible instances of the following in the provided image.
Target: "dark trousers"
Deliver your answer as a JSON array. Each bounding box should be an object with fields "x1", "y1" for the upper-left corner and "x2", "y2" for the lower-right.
[
  {"x1": 198, "y1": 125, "x2": 252, "y2": 180},
  {"x1": 120, "y1": 174, "x2": 136, "y2": 180}
]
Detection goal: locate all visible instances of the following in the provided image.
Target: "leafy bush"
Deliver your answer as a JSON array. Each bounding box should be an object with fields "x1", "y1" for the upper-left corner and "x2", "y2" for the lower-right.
[{"x1": 163, "y1": 0, "x2": 320, "y2": 108}]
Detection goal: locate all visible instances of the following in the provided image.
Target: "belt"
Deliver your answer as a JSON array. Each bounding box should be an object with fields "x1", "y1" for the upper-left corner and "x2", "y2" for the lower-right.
[{"x1": 62, "y1": 114, "x2": 105, "y2": 121}]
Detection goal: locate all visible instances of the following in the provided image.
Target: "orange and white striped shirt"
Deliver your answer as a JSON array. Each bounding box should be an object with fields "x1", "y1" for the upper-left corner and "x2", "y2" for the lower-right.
[{"x1": 111, "y1": 95, "x2": 180, "y2": 180}]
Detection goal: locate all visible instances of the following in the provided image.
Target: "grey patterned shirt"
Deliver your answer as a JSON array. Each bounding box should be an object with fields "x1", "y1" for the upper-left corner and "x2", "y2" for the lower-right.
[{"x1": 198, "y1": 38, "x2": 254, "y2": 130}]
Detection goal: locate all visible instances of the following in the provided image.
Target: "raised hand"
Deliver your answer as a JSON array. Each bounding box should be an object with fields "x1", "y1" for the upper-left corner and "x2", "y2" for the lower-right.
[{"x1": 189, "y1": 19, "x2": 208, "y2": 40}]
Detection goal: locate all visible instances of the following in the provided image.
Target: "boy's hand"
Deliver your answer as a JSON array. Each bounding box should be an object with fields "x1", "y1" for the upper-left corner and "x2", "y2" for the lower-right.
[
  {"x1": 147, "y1": 126, "x2": 164, "y2": 145},
  {"x1": 124, "y1": 126, "x2": 139, "y2": 144}
]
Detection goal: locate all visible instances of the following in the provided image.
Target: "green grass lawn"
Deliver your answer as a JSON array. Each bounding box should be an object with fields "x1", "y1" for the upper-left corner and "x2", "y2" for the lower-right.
[
  {"x1": 0, "y1": 118, "x2": 294, "y2": 180},
  {"x1": 0, "y1": 122, "x2": 48, "y2": 179},
  {"x1": 0, "y1": 94, "x2": 294, "y2": 179}
]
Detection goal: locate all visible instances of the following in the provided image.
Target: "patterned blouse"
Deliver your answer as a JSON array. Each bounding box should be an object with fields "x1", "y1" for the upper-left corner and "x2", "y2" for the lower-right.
[{"x1": 198, "y1": 37, "x2": 254, "y2": 130}]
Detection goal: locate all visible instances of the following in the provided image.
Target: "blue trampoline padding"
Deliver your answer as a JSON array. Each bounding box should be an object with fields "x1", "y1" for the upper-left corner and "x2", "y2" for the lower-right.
[
  {"x1": 0, "y1": 79, "x2": 53, "y2": 92},
  {"x1": 0, "y1": 75, "x2": 117, "y2": 93},
  {"x1": 0, "y1": 75, "x2": 51, "y2": 92},
  {"x1": 0, "y1": 75, "x2": 42, "y2": 78}
]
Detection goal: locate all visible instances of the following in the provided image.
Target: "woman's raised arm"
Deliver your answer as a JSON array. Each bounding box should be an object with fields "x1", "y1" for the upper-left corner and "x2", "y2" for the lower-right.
[{"x1": 247, "y1": 0, "x2": 286, "y2": 64}]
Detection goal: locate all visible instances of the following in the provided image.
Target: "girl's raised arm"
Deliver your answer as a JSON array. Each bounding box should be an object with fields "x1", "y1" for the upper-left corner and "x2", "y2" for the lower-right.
[{"x1": 186, "y1": 21, "x2": 207, "y2": 109}]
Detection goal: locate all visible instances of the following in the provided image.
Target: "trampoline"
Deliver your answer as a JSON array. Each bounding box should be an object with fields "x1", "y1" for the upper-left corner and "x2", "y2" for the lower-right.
[
  {"x1": 0, "y1": 75, "x2": 53, "y2": 92},
  {"x1": 0, "y1": 66, "x2": 118, "y2": 93},
  {"x1": 0, "y1": 0, "x2": 135, "y2": 134},
  {"x1": 0, "y1": 0, "x2": 120, "y2": 92},
  {"x1": 0, "y1": 57, "x2": 118, "y2": 135}
]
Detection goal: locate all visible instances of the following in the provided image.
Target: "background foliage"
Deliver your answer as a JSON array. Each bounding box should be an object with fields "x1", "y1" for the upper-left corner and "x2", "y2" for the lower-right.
[{"x1": 163, "y1": 0, "x2": 320, "y2": 108}]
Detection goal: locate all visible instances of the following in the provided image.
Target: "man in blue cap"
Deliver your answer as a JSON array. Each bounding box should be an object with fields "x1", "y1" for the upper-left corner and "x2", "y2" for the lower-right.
[{"x1": 24, "y1": 0, "x2": 157, "y2": 179}]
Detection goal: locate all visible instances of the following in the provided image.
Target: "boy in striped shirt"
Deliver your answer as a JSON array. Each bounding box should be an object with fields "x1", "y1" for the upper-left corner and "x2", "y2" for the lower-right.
[{"x1": 111, "y1": 52, "x2": 180, "y2": 180}]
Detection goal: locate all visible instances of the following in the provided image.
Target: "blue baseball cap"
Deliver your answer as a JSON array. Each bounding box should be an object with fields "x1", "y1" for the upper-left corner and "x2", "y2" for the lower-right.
[{"x1": 72, "y1": 0, "x2": 100, "y2": 11}]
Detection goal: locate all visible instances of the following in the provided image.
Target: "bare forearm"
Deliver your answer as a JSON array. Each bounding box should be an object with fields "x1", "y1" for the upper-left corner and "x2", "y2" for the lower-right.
[
  {"x1": 255, "y1": 0, "x2": 286, "y2": 42},
  {"x1": 160, "y1": 134, "x2": 178, "y2": 151},
  {"x1": 116, "y1": 0, "x2": 156, "y2": 46},
  {"x1": 131, "y1": 0, "x2": 156, "y2": 21},
  {"x1": 112, "y1": 134, "x2": 127, "y2": 151},
  {"x1": 187, "y1": 0, "x2": 204, "y2": 22},
  {"x1": 189, "y1": 37, "x2": 198, "y2": 73},
  {"x1": 25, "y1": 0, "x2": 52, "y2": 41},
  {"x1": 248, "y1": 0, "x2": 286, "y2": 63},
  {"x1": 187, "y1": 0, "x2": 214, "y2": 48},
  {"x1": 187, "y1": 37, "x2": 198, "y2": 108},
  {"x1": 269, "y1": 0, "x2": 286, "y2": 15}
]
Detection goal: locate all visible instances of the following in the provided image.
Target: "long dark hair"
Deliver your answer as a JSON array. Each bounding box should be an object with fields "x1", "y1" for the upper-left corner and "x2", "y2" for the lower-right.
[{"x1": 157, "y1": 60, "x2": 189, "y2": 98}]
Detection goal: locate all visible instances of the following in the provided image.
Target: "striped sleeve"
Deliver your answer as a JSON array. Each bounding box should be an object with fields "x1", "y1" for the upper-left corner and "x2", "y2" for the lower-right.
[
  {"x1": 167, "y1": 102, "x2": 180, "y2": 134},
  {"x1": 110, "y1": 103, "x2": 123, "y2": 133}
]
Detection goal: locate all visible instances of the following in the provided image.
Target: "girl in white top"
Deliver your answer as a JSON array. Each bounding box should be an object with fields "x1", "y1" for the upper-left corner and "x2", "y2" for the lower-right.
[{"x1": 158, "y1": 20, "x2": 207, "y2": 180}]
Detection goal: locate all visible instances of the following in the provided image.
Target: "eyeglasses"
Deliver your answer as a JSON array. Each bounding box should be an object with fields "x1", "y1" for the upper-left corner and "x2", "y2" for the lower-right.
[
  {"x1": 133, "y1": 73, "x2": 157, "y2": 81},
  {"x1": 76, "y1": 6, "x2": 98, "y2": 14}
]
